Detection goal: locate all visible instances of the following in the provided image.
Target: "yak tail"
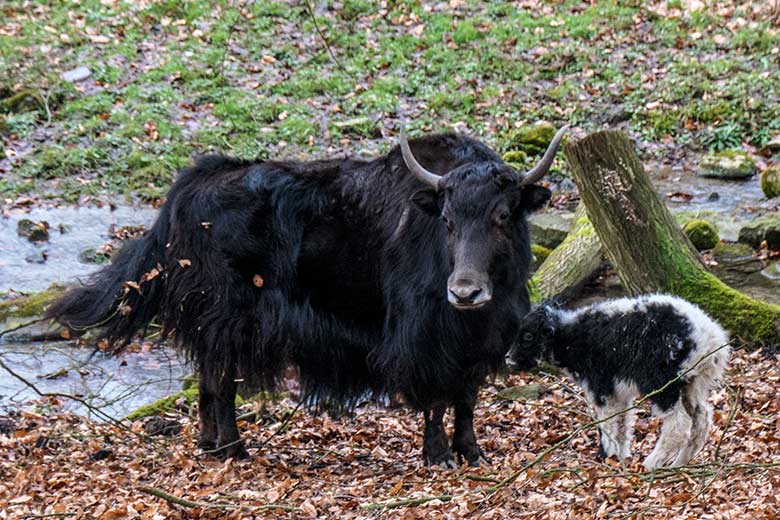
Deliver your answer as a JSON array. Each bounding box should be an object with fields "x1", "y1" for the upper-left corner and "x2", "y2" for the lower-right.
[{"x1": 45, "y1": 205, "x2": 171, "y2": 348}]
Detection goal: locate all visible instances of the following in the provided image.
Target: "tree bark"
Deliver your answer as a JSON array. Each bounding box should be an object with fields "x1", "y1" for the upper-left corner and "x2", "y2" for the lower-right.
[
  {"x1": 530, "y1": 203, "x2": 604, "y2": 302},
  {"x1": 564, "y1": 130, "x2": 780, "y2": 345}
]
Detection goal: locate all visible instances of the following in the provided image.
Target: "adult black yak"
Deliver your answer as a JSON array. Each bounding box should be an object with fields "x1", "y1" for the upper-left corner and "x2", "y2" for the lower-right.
[{"x1": 47, "y1": 125, "x2": 567, "y2": 466}]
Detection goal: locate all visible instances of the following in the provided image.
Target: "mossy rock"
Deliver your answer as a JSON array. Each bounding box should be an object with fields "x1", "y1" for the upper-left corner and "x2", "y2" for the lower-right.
[
  {"x1": 502, "y1": 150, "x2": 528, "y2": 169},
  {"x1": 683, "y1": 219, "x2": 719, "y2": 250},
  {"x1": 696, "y1": 150, "x2": 757, "y2": 180},
  {"x1": 530, "y1": 243, "x2": 552, "y2": 271},
  {"x1": 330, "y1": 116, "x2": 379, "y2": 138},
  {"x1": 712, "y1": 241, "x2": 755, "y2": 265},
  {"x1": 760, "y1": 262, "x2": 780, "y2": 281},
  {"x1": 503, "y1": 121, "x2": 556, "y2": 155},
  {"x1": 78, "y1": 247, "x2": 110, "y2": 265},
  {"x1": 0, "y1": 89, "x2": 44, "y2": 114},
  {"x1": 761, "y1": 167, "x2": 780, "y2": 199},
  {"x1": 0, "y1": 284, "x2": 66, "y2": 322},
  {"x1": 497, "y1": 383, "x2": 548, "y2": 401},
  {"x1": 738, "y1": 216, "x2": 780, "y2": 250},
  {"x1": 17, "y1": 219, "x2": 50, "y2": 242}
]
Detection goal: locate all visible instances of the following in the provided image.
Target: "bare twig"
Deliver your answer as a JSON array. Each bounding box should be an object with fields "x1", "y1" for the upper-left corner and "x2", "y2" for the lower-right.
[
  {"x1": 139, "y1": 485, "x2": 294, "y2": 511},
  {"x1": 362, "y1": 494, "x2": 456, "y2": 511},
  {"x1": 302, "y1": 0, "x2": 348, "y2": 75}
]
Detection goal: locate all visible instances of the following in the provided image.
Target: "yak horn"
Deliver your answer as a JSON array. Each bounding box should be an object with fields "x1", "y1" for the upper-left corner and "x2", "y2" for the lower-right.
[
  {"x1": 520, "y1": 124, "x2": 570, "y2": 186},
  {"x1": 400, "y1": 125, "x2": 442, "y2": 190}
]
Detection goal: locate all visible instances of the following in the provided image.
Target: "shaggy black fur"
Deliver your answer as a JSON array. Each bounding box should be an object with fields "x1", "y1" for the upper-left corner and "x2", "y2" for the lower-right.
[{"x1": 46, "y1": 133, "x2": 550, "y2": 464}]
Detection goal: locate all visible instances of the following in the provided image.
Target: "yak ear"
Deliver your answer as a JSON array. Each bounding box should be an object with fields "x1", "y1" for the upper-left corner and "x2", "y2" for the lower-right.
[
  {"x1": 410, "y1": 188, "x2": 440, "y2": 216},
  {"x1": 519, "y1": 185, "x2": 551, "y2": 213}
]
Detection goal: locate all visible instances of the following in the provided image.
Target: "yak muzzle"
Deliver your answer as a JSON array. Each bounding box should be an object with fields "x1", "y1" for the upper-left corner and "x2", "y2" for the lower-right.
[{"x1": 447, "y1": 273, "x2": 492, "y2": 310}]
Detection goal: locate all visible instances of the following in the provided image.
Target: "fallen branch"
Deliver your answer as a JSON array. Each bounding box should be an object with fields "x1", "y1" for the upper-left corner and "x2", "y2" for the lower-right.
[
  {"x1": 361, "y1": 494, "x2": 456, "y2": 511},
  {"x1": 138, "y1": 485, "x2": 295, "y2": 512}
]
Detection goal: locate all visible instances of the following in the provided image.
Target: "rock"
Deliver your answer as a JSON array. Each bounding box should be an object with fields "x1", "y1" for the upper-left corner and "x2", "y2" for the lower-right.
[
  {"x1": 497, "y1": 383, "x2": 549, "y2": 401},
  {"x1": 683, "y1": 219, "x2": 719, "y2": 251},
  {"x1": 762, "y1": 134, "x2": 780, "y2": 153},
  {"x1": 760, "y1": 262, "x2": 780, "y2": 281},
  {"x1": 708, "y1": 192, "x2": 720, "y2": 201},
  {"x1": 696, "y1": 150, "x2": 757, "y2": 180},
  {"x1": 504, "y1": 121, "x2": 556, "y2": 156},
  {"x1": 528, "y1": 211, "x2": 574, "y2": 249},
  {"x1": 0, "y1": 416, "x2": 16, "y2": 436},
  {"x1": 761, "y1": 167, "x2": 780, "y2": 199},
  {"x1": 144, "y1": 417, "x2": 183, "y2": 437},
  {"x1": 17, "y1": 219, "x2": 50, "y2": 242},
  {"x1": 25, "y1": 251, "x2": 48, "y2": 264},
  {"x1": 599, "y1": 106, "x2": 631, "y2": 126},
  {"x1": 712, "y1": 241, "x2": 755, "y2": 265},
  {"x1": 61, "y1": 66, "x2": 92, "y2": 83},
  {"x1": 738, "y1": 216, "x2": 780, "y2": 250},
  {"x1": 78, "y1": 247, "x2": 109, "y2": 264},
  {"x1": 88, "y1": 449, "x2": 113, "y2": 461}
]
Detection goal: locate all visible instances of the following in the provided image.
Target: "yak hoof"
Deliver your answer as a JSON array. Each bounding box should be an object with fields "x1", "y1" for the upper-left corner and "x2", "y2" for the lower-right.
[
  {"x1": 468, "y1": 455, "x2": 489, "y2": 468},
  {"x1": 433, "y1": 458, "x2": 458, "y2": 469},
  {"x1": 197, "y1": 438, "x2": 217, "y2": 451},
  {"x1": 212, "y1": 441, "x2": 250, "y2": 461}
]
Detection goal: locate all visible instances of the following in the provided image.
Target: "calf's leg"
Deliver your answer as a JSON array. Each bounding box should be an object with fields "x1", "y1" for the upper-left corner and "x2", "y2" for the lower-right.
[
  {"x1": 422, "y1": 405, "x2": 455, "y2": 468},
  {"x1": 452, "y1": 393, "x2": 487, "y2": 467},
  {"x1": 644, "y1": 400, "x2": 693, "y2": 470}
]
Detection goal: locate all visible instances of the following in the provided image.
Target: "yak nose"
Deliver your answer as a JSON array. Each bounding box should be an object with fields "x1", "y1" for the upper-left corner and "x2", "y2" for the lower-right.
[
  {"x1": 450, "y1": 285, "x2": 482, "y2": 303},
  {"x1": 448, "y1": 278, "x2": 491, "y2": 308}
]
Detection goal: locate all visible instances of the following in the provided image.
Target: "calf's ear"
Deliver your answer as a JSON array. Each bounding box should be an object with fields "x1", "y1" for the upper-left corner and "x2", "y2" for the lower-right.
[
  {"x1": 410, "y1": 188, "x2": 441, "y2": 216},
  {"x1": 519, "y1": 185, "x2": 551, "y2": 213}
]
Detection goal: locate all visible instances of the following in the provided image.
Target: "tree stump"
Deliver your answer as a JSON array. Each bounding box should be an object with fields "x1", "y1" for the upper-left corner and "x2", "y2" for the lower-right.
[{"x1": 564, "y1": 130, "x2": 780, "y2": 345}]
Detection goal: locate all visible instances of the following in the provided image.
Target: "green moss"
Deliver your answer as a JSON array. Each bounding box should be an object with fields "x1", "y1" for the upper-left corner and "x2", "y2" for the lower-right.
[
  {"x1": 683, "y1": 219, "x2": 719, "y2": 251},
  {"x1": 657, "y1": 225, "x2": 780, "y2": 346},
  {"x1": 502, "y1": 150, "x2": 528, "y2": 169},
  {"x1": 0, "y1": 89, "x2": 43, "y2": 113},
  {"x1": 761, "y1": 167, "x2": 780, "y2": 199},
  {"x1": 125, "y1": 387, "x2": 200, "y2": 421},
  {"x1": 0, "y1": 284, "x2": 66, "y2": 322},
  {"x1": 531, "y1": 243, "x2": 552, "y2": 270},
  {"x1": 503, "y1": 121, "x2": 556, "y2": 155}
]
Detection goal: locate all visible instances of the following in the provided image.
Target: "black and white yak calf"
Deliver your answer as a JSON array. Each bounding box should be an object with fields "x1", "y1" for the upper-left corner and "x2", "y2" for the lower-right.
[
  {"x1": 506, "y1": 294, "x2": 730, "y2": 469},
  {"x1": 46, "y1": 125, "x2": 568, "y2": 467}
]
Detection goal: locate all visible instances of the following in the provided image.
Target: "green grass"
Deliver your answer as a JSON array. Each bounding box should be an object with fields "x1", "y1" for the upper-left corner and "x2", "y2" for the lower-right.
[{"x1": 1, "y1": 0, "x2": 779, "y2": 203}]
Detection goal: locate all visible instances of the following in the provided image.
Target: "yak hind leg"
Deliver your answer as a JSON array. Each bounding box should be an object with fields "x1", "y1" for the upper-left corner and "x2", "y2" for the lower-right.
[
  {"x1": 200, "y1": 369, "x2": 249, "y2": 460},
  {"x1": 452, "y1": 394, "x2": 488, "y2": 467},
  {"x1": 423, "y1": 405, "x2": 456, "y2": 468}
]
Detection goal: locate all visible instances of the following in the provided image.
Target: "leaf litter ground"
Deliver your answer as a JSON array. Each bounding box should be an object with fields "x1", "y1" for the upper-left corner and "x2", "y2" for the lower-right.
[{"x1": 1, "y1": 347, "x2": 778, "y2": 519}]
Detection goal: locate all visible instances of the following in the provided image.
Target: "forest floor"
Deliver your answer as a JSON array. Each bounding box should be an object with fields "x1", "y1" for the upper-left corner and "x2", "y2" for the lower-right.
[
  {"x1": 1, "y1": 346, "x2": 778, "y2": 519},
  {"x1": 2, "y1": 0, "x2": 780, "y2": 205}
]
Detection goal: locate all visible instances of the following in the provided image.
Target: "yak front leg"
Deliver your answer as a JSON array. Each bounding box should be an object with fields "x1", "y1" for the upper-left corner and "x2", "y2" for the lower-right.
[
  {"x1": 453, "y1": 393, "x2": 488, "y2": 467},
  {"x1": 422, "y1": 405, "x2": 456, "y2": 468},
  {"x1": 197, "y1": 372, "x2": 217, "y2": 451}
]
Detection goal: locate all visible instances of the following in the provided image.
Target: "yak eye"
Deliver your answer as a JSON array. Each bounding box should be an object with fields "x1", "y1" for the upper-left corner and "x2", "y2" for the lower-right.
[
  {"x1": 523, "y1": 332, "x2": 534, "y2": 341},
  {"x1": 496, "y1": 210, "x2": 510, "y2": 225}
]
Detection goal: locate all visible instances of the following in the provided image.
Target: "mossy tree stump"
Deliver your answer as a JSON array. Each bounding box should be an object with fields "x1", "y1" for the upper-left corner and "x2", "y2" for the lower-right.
[{"x1": 564, "y1": 130, "x2": 780, "y2": 345}]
